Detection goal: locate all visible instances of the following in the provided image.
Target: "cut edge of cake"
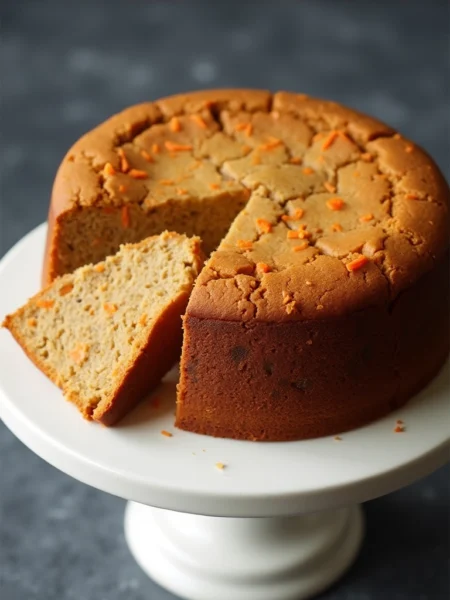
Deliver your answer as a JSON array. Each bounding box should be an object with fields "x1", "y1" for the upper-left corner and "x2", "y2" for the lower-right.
[{"x1": 3, "y1": 231, "x2": 204, "y2": 425}]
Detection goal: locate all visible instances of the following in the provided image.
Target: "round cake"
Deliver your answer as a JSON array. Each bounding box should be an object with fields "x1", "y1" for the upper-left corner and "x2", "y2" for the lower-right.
[{"x1": 44, "y1": 89, "x2": 449, "y2": 440}]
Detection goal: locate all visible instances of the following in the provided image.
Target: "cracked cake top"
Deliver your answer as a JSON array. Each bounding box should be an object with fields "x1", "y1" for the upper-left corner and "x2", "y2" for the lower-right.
[{"x1": 51, "y1": 89, "x2": 449, "y2": 322}]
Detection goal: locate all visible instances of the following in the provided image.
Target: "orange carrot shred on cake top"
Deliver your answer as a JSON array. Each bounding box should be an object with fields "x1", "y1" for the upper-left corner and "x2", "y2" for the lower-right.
[
  {"x1": 164, "y1": 141, "x2": 193, "y2": 152},
  {"x1": 322, "y1": 131, "x2": 339, "y2": 150},
  {"x1": 346, "y1": 255, "x2": 369, "y2": 272},
  {"x1": 117, "y1": 148, "x2": 129, "y2": 173},
  {"x1": 128, "y1": 169, "x2": 148, "y2": 180},
  {"x1": 256, "y1": 218, "x2": 272, "y2": 233},
  {"x1": 103, "y1": 162, "x2": 116, "y2": 176},
  {"x1": 190, "y1": 114, "x2": 207, "y2": 129},
  {"x1": 326, "y1": 197, "x2": 345, "y2": 211}
]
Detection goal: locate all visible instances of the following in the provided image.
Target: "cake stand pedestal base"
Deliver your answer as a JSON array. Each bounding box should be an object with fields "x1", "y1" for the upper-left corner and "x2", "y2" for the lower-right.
[{"x1": 124, "y1": 501, "x2": 364, "y2": 600}]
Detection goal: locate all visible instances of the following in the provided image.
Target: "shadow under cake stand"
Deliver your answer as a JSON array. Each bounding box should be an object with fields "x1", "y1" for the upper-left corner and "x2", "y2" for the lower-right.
[{"x1": 1, "y1": 224, "x2": 449, "y2": 600}]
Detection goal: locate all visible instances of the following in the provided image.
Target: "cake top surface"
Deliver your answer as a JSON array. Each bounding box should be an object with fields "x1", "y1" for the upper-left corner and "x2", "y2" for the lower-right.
[{"x1": 52, "y1": 89, "x2": 449, "y2": 322}]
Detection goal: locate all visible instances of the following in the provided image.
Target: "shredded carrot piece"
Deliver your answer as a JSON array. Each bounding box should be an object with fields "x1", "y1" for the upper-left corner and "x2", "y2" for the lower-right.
[
  {"x1": 209, "y1": 183, "x2": 220, "y2": 190},
  {"x1": 359, "y1": 213, "x2": 374, "y2": 222},
  {"x1": 331, "y1": 223, "x2": 343, "y2": 232},
  {"x1": 139, "y1": 313, "x2": 148, "y2": 326},
  {"x1": 406, "y1": 193, "x2": 419, "y2": 200},
  {"x1": 281, "y1": 208, "x2": 304, "y2": 222},
  {"x1": 103, "y1": 303, "x2": 118, "y2": 315},
  {"x1": 256, "y1": 218, "x2": 272, "y2": 233},
  {"x1": 59, "y1": 284, "x2": 74, "y2": 296},
  {"x1": 140, "y1": 149, "x2": 154, "y2": 163},
  {"x1": 152, "y1": 143, "x2": 160, "y2": 154},
  {"x1": 170, "y1": 116, "x2": 181, "y2": 132},
  {"x1": 394, "y1": 425, "x2": 405, "y2": 433},
  {"x1": 361, "y1": 152, "x2": 373, "y2": 162},
  {"x1": 326, "y1": 197, "x2": 345, "y2": 211},
  {"x1": 121, "y1": 206, "x2": 130, "y2": 228},
  {"x1": 256, "y1": 262, "x2": 271, "y2": 274},
  {"x1": 161, "y1": 430, "x2": 173, "y2": 437},
  {"x1": 322, "y1": 131, "x2": 339, "y2": 150},
  {"x1": 164, "y1": 141, "x2": 192, "y2": 152},
  {"x1": 36, "y1": 299, "x2": 55, "y2": 309},
  {"x1": 117, "y1": 148, "x2": 129, "y2": 173},
  {"x1": 251, "y1": 153, "x2": 261, "y2": 165},
  {"x1": 405, "y1": 145, "x2": 414, "y2": 153},
  {"x1": 159, "y1": 179, "x2": 175, "y2": 186},
  {"x1": 235, "y1": 122, "x2": 253, "y2": 136},
  {"x1": 190, "y1": 114, "x2": 207, "y2": 129},
  {"x1": 103, "y1": 207, "x2": 115, "y2": 215},
  {"x1": 103, "y1": 162, "x2": 116, "y2": 176},
  {"x1": 237, "y1": 239, "x2": 253, "y2": 250},
  {"x1": 118, "y1": 184, "x2": 127, "y2": 193},
  {"x1": 289, "y1": 157, "x2": 302, "y2": 165},
  {"x1": 259, "y1": 137, "x2": 282, "y2": 151},
  {"x1": 94, "y1": 264, "x2": 105, "y2": 273},
  {"x1": 176, "y1": 187, "x2": 188, "y2": 195},
  {"x1": 69, "y1": 344, "x2": 89, "y2": 365},
  {"x1": 346, "y1": 255, "x2": 369, "y2": 272},
  {"x1": 293, "y1": 242, "x2": 309, "y2": 252},
  {"x1": 303, "y1": 167, "x2": 314, "y2": 175},
  {"x1": 27, "y1": 318, "x2": 37, "y2": 327},
  {"x1": 324, "y1": 182, "x2": 336, "y2": 193},
  {"x1": 298, "y1": 230, "x2": 311, "y2": 239},
  {"x1": 215, "y1": 462, "x2": 226, "y2": 470},
  {"x1": 128, "y1": 168, "x2": 148, "y2": 180},
  {"x1": 287, "y1": 230, "x2": 299, "y2": 239}
]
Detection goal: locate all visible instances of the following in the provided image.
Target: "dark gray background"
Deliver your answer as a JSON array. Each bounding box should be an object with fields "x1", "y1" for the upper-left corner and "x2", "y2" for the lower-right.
[{"x1": 0, "y1": 1, "x2": 449, "y2": 599}]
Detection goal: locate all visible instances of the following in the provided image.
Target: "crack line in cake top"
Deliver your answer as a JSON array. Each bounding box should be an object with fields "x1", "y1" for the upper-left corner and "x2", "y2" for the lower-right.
[{"x1": 57, "y1": 91, "x2": 449, "y2": 317}]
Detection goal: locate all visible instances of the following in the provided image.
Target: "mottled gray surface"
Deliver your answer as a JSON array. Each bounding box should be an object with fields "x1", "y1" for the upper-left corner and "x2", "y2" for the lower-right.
[{"x1": 0, "y1": 1, "x2": 449, "y2": 599}]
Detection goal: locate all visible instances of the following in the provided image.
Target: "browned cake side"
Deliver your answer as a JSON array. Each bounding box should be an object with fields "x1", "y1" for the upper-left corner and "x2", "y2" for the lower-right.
[
  {"x1": 174, "y1": 90, "x2": 449, "y2": 441},
  {"x1": 177, "y1": 254, "x2": 449, "y2": 440}
]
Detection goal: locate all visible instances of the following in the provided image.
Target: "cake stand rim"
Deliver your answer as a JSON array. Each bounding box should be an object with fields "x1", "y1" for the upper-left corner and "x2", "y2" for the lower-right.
[{"x1": 0, "y1": 223, "x2": 449, "y2": 518}]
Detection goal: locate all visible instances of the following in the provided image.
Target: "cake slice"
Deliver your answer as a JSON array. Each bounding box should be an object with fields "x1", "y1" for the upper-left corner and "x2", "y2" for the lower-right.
[{"x1": 3, "y1": 232, "x2": 203, "y2": 425}]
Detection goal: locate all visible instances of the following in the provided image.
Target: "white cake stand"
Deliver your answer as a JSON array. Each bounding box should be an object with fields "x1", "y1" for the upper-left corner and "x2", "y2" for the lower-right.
[{"x1": 1, "y1": 224, "x2": 449, "y2": 600}]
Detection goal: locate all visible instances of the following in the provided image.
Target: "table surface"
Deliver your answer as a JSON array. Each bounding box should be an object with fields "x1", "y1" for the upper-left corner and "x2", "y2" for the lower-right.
[{"x1": 0, "y1": 1, "x2": 449, "y2": 599}]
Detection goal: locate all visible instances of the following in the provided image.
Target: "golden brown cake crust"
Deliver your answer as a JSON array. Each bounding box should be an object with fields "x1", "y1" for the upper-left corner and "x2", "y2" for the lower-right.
[
  {"x1": 45, "y1": 89, "x2": 449, "y2": 320},
  {"x1": 42, "y1": 89, "x2": 449, "y2": 440}
]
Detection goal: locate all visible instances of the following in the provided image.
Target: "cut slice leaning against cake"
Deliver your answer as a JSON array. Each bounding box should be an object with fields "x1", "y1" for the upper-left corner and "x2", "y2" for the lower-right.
[{"x1": 3, "y1": 232, "x2": 203, "y2": 425}]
